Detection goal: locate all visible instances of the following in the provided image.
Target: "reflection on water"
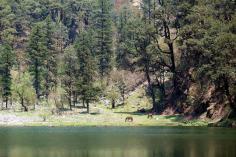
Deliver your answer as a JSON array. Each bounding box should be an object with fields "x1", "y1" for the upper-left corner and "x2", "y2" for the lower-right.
[{"x1": 0, "y1": 127, "x2": 236, "y2": 157}]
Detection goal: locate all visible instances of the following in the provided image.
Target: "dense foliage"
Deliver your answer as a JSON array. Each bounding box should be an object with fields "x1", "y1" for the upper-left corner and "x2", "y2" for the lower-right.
[{"x1": 0, "y1": 0, "x2": 235, "y2": 118}]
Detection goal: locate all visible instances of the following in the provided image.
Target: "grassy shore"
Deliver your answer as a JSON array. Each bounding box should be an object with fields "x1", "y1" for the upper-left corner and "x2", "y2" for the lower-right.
[
  {"x1": 0, "y1": 86, "x2": 209, "y2": 127},
  {"x1": 0, "y1": 109, "x2": 208, "y2": 127}
]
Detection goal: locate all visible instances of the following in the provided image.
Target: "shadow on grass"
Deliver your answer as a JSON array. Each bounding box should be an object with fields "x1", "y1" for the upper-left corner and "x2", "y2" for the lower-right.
[
  {"x1": 73, "y1": 106, "x2": 87, "y2": 109},
  {"x1": 58, "y1": 108, "x2": 71, "y2": 111},
  {"x1": 114, "y1": 107, "x2": 153, "y2": 115},
  {"x1": 114, "y1": 111, "x2": 149, "y2": 115},
  {"x1": 116, "y1": 103, "x2": 125, "y2": 108},
  {"x1": 79, "y1": 111, "x2": 101, "y2": 115},
  {"x1": 90, "y1": 113, "x2": 100, "y2": 115},
  {"x1": 79, "y1": 111, "x2": 89, "y2": 114}
]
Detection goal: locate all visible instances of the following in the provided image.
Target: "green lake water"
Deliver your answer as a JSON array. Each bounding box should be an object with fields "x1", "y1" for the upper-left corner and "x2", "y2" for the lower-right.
[{"x1": 0, "y1": 127, "x2": 235, "y2": 157}]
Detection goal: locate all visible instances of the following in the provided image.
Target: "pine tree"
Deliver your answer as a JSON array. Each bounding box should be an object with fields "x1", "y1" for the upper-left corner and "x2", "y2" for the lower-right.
[
  {"x1": 43, "y1": 16, "x2": 58, "y2": 99},
  {"x1": 0, "y1": 44, "x2": 14, "y2": 108},
  {"x1": 116, "y1": 6, "x2": 132, "y2": 68},
  {"x1": 62, "y1": 45, "x2": 78, "y2": 110},
  {"x1": 75, "y1": 31, "x2": 100, "y2": 113},
  {"x1": 95, "y1": 0, "x2": 113, "y2": 78},
  {"x1": 0, "y1": 0, "x2": 16, "y2": 45},
  {"x1": 27, "y1": 23, "x2": 47, "y2": 99}
]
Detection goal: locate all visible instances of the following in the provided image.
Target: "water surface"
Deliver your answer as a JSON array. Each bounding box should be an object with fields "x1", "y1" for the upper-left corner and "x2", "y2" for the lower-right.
[{"x1": 0, "y1": 127, "x2": 235, "y2": 157}]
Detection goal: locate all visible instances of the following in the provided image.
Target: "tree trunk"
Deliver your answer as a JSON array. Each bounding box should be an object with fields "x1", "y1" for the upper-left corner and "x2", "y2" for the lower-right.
[
  {"x1": 69, "y1": 98, "x2": 72, "y2": 110},
  {"x1": 45, "y1": 63, "x2": 50, "y2": 101},
  {"x1": 73, "y1": 91, "x2": 77, "y2": 107},
  {"x1": 5, "y1": 97, "x2": 8, "y2": 109},
  {"x1": 86, "y1": 100, "x2": 89, "y2": 113},
  {"x1": 169, "y1": 43, "x2": 177, "y2": 88},
  {"x1": 69, "y1": 91, "x2": 72, "y2": 110},
  {"x1": 163, "y1": 20, "x2": 180, "y2": 106},
  {"x1": 164, "y1": 20, "x2": 177, "y2": 92},
  {"x1": 82, "y1": 99, "x2": 85, "y2": 108},
  {"x1": 10, "y1": 96, "x2": 13, "y2": 107},
  {"x1": 34, "y1": 60, "x2": 40, "y2": 99},
  {"x1": 45, "y1": 81, "x2": 49, "y2": 101},
  {"x1": 112, "y1": 99, "x2": 115, "y2": 109},
  {"x1": 21, "y1": 97, "x2": 28, "y2": 112},
  {"x1": 144, "y1": 64, "x2": 157, "y2": 112}
]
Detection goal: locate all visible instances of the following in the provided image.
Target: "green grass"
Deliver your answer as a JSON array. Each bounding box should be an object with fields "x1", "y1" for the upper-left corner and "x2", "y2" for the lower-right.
[
  {"x1": 180, "y1": 119, "x2": 209, "y2": 127},
  {"x1": 0, "y1": 109, "x2": 208, "y2": 127},
  {"x1": 0, "y1": 86, "x2": 208, "y2": 127}
]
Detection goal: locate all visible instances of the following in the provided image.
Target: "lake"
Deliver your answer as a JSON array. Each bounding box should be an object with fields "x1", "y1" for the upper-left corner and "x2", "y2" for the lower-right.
[{"x1": 0, "y1": 127, "x2": 235, "y2": 157}]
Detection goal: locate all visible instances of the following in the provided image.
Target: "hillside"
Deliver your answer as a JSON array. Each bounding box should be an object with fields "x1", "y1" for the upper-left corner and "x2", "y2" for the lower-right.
[{"x1": 0, "y1": 0, "x2": 235, "y2": 127}]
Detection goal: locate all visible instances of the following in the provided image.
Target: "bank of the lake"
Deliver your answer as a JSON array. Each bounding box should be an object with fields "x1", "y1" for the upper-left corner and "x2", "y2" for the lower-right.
[{"x1": 0, "y1": 110, "x2": 209, "y2": 127}]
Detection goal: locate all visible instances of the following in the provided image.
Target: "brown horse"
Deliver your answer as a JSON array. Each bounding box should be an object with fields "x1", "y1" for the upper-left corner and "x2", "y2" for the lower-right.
[
  {"x1": 125, "y1": 116, "x2": 133, "y2": 122},
  {"x1": 147, "y1": 113, "x2": 153, "y2": 119}
]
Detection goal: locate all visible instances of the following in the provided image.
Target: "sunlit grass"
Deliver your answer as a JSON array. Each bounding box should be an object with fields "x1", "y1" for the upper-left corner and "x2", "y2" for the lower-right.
[{"x1": 0, "y1": 85, "x2": 208, "y2": 127}]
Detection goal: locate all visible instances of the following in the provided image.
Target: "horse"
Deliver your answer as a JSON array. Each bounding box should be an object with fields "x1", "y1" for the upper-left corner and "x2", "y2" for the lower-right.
[
  {"x1": 125, "y1": 116, "x2": 133, "y2": 122},
  {"x1": 147, "y1": 113, "x2": 153, "y2": 119}
]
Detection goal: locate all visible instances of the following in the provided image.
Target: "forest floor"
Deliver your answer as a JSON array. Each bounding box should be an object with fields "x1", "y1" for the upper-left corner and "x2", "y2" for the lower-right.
[{"x1": 0, "y1": 86, "x2": 208, "y2": 127}]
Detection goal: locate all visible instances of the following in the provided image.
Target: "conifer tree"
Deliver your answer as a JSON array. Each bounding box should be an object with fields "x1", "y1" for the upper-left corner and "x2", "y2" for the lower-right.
[
  {"x1": 76, "y1": 31, "x2": 100, "y2": 113},
  {"x1": 62, "y1": 45, "x2": 78, "y2": 110},
  {"x1": 43, "y1": 16, "x2": 57, "y2": 99},
  {"x1": 95, "y1": 0, "x2": 113, "y2": 78},
  {"x1": 27, "y1": 23, "x2": 47, "y2": 99},
  {"x1": 0, "y1": 44, "x2": 14, "y2": 108}
]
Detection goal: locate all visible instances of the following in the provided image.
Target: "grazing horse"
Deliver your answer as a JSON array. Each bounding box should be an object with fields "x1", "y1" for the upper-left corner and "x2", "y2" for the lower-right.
[
  {"x1": 147, "y1": 113, "x2": 153, "y2": 119},
  {"x1": 125, "y1": 116, "x2": 133, "y2": 122}
]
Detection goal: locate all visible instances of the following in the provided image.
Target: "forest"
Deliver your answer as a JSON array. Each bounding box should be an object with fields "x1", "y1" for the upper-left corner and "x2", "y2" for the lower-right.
[{"x1": 0, "y1": 0, "x2": 235, "y2": 127}]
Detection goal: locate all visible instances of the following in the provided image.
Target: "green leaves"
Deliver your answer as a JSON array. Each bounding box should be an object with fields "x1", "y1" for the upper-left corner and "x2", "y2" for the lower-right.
[
  {"x1": 11, "y1": 71, "x2": 37, "y2": 109},
  {"x1": 75, "y1": 30, "x2": 100, "y2": 105},
  {"x1": 0, "y1": 44, "x2": 15, "y2": 105},
  {"x1": 95, "y1": 0, "x2": 113, "y2": 77},
  {"x1": 180, "y1": 0, "x2": 236, "y2": 100}
]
